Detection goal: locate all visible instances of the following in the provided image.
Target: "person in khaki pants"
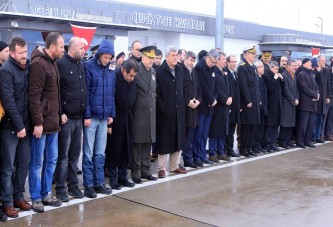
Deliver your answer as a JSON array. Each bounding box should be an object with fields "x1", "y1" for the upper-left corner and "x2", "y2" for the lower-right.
[{"x1": 156, "y1": 45, "x2": 187, "y2": 178}]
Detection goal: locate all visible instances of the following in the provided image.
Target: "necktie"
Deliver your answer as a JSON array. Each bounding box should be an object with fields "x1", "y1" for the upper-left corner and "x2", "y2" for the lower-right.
[{"x1": 232, "y1": 71, "x2": 236, "y2": 80}]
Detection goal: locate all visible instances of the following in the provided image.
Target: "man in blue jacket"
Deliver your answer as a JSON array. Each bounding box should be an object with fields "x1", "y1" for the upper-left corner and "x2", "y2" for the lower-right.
[{"x1": 83, "y1": 39, "x2": 115, "y2": 198}]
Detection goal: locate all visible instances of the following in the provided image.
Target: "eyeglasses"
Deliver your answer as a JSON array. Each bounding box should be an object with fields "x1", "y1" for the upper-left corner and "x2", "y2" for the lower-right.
[{"x1": 209, "y1": 56, "x2": 217, "y2": 64}]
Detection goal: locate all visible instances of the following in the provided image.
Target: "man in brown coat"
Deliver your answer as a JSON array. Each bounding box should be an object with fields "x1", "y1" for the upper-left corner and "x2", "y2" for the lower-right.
[{"x1": 29, "y1": 32, "x2": 64, "y2": 212}]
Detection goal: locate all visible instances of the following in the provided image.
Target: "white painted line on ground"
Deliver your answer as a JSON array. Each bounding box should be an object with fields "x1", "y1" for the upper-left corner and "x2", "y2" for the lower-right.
[{"x1": 7, "y1": 142, "x2": 331, "y2": 221}]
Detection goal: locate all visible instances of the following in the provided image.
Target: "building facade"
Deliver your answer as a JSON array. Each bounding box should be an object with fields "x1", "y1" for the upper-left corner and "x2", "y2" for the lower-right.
[{"x1": 0, "y1": 0, "x2": 332, "y2": 59}]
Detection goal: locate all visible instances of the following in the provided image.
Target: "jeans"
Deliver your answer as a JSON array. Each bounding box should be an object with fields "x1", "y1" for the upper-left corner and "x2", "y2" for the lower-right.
[
  {"x1": 314, "y1": 113, "x2": 324, "y2": 140},
  {"x1": 29, "y1": 132, "x2": 58, "y2": 201},
  {"x1": 209, "y1": 136, "x2": 226, "y2": 156},
  {"x1": 83, "y1": 118, "x2": 107, "y2": 188},
  {"x1": 0, "y1": 130, "x2": 30, "y2": 207},
  {"x1": 55, "y1": 118, "x2": 83, "y2": 194},
  {"x1": 194, "y1": 115, "x2": 212, "y2": 162}
]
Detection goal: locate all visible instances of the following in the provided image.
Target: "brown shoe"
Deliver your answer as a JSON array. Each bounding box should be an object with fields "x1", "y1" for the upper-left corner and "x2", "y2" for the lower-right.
[
  {"x1": 3, "y1": 206, "x2": 18, "y2": 218},
  {"x1": 209, "y1": 155, "x2": 220, "y2": 163},
  {"x1": 325, "y1": 136, "x2": 333, "y2": 141},
  {"x1": 14, "y1": 199, "x2": 32, "y2": 211},
  {"x1": 217, "y1": 154, "x2": 231, "y2": 161},
  {"x1": 170, "y1": 168, "x2": 187, "y2": 174},
  {"x1": 158, "y1": 170, "x2": 166, "y2": 178}
]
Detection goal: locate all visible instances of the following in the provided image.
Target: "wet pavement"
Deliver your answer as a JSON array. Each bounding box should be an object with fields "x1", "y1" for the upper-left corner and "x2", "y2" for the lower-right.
[{"x1": 6, "y1": 142, "x2": 333, "y2": 226}]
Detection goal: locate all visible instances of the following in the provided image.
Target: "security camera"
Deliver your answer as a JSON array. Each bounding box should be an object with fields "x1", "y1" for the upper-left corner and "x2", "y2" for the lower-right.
[{"x1": 10, "y1": 21, "x2": 18, "y2": 28}]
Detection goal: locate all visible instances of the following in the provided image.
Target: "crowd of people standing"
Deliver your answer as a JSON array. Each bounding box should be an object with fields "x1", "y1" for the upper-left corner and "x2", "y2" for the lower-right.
[{"x1": 0, "y1": 33, "x2": 332, "y2": 222}]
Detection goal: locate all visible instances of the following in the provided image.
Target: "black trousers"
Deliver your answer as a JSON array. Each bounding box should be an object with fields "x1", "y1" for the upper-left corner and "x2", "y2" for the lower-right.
[
  {"x1": 225, "y1": 123, "x2": 236, "y2": 152},
  {"x1": 279, "y1": 127, "x2": 294, "y2": 145},
  {"x1": 264, "y1": 125, "x2": 279, "y2": 146},
  {"x1": 240, "y1": 124, "x2": 256, "y2": 151},
  {"x1": 254, "y1": 113, "x2": 266, "y2": 148},
  {"x1": 296, "y1": 110, "x2": 316, "y2": 146}
]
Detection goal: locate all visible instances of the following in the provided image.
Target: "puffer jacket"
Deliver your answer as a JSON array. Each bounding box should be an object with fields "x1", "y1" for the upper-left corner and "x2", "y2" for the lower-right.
[
  {"x1": 84, "y1": 39, "x2": 116, "y2": 120},
  {"x1": 29, "y1": 47, "x2": 61, "y2": 134}
]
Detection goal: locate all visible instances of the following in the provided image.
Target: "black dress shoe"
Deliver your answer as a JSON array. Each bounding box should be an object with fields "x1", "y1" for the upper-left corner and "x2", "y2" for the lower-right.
[
  {"x1": 110, "y1": 183, "x2": 121, "y2": 190},
  {"x1": 264, "y1": 145, "x2": 272, "y2": 153},
  {"x1": 286, "y1": 143, "x2": 296, "y2": 148},
  {"x1": 270, "y1": 144, "x2": 280, "y2": 151},
  {"x1": 229, "y1": 151, "x2": 241, "y2": 157},
  {"x1": 296, "y1": 144, "x2": 306, "y2": 149},
  {"x1": 202, "y1": 159, "x2": 214, "y2": 164},
  {"x1": 240, "y1": 151, "x2": 251, "y2": 157},
  {"x1": 118, "y1": 180, "x2": 135, "y2": 188},
  {"x1": 305, "y1": 143, "x2": 316, "y2": 148},
  {"x1": 279, "y1": 142, "x2": 289, "y2": 149},
  {"x1": 184, "y1": 162, "x2": 198, "y2": 168},
  {"x1": 143, "y1": 175, "x2": 158, "y2": 181},
  {"x1": 252, "y1": 147, "x2": 260, "y2": 154},
  {"x1": 316, "y1": 139, "x2": 325, "y2": 143},
  {"x1": 132, "y1": 178, "x2": 142, "y2": 184},
  {"x1": 193, "y1": 160, "x2": 204, "y2": 167}
]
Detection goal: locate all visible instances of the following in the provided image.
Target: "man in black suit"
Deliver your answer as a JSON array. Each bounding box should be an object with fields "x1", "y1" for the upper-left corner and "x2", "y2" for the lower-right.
[
  {"x1": 224, "y1": 55, "x2": 240, "y2": 157},
  {"x1": 296, "y1": 58, "x2": 320, "y2": 148},
  {"x1": 193, "y1": 49, "x2": 220, "y2": 166},
  {"x1": 181, "y1": 51, "x2": 202, "y2": 168}
]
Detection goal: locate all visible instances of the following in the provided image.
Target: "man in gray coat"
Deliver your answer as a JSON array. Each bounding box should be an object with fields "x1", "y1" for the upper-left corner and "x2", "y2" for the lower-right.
[{"x1": 131, "y1": 45, "x2": 158, "y2": 183}]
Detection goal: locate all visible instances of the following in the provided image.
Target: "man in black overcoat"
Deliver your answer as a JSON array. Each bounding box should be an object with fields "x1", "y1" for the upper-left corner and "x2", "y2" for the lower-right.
[
  {"x1": 193, "y1": 49, "x2": 220, "y2": 166},
  {"x1": 312, "y1": 55, "x2": 330, "y2": 143},
  {"x1": 105, "y1": 59, "x2": 139, "y2": 189},
  {"x1": 181, "y1": 51, "x2": 202, "y2": 168},
  {"x1": 208, "y1": 51, "x2": 232, "y2": 162},
  {"x1": 296, "y1": 58, "x2": 320, "y2": 148},
  {"x1": 225, "y1": 55, "x2": 241, "y2": 157},
  {"x1": 156, "y1": 46, "x2": 186, "y2": 178},
  {"x1": 262, "y1": 61, "x2": 283, "y2": 152},
  {"x1": 237, "y1": 45, "x2": 261, "y2": 157}
]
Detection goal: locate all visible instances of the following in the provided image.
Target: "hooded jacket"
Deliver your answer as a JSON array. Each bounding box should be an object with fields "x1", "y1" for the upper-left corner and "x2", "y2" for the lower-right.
[
  {"x1": 84, "y1": 39, "x2": 116, "y2": 120},
  {"x1": 29, "y1": 47, "x2": 61, "y2": 134}
]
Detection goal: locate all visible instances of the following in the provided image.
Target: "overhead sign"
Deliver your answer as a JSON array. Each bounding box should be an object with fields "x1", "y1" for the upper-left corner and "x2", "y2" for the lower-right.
[{"x1": 131, "y1": 12, "x2": 206, "y2": 31}]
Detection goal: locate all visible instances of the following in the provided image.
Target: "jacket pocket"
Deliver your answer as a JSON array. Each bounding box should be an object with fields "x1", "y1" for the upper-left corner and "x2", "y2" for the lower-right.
[{"x1": 42, "y1": 99, "x2": 49, "y2": 116}]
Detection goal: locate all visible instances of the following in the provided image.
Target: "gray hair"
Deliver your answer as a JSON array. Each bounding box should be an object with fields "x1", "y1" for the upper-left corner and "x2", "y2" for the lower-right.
[
  {"x1": 269, "y1": 61, "x2": 279, "y2": 69},
  {"x1": 254, "y1": 60, "x2": 264, "y2": 68},
  {"x1": 165, "y1": 45, "x2": 177, "y2": 56},
  {"x1": 287, "y1": 59, "x2": 296, "y2": 66},
  {"x1": 185, "y1": 51, "x2": 196, "y2": 60},
  {"x1": 218, "y1": 50, "x2": 226, "y2": 57},
  {"x1": 206, "y1": 48, "x2": 220, "y2": 60}
]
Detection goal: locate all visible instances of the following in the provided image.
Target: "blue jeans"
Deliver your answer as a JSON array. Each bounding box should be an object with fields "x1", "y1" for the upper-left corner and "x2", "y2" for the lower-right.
[
  {"x1": 83, "y1": 118, "x2": 107, "y2": 188},
  {"x1": 55, "y1": 118, "x2": 83, "y2": 194},
  {"x1": 209, "y1": 136, "x2": 226, "y2": 156},
  {"x1": 194, "y1": 115, "x2": 212, "y2": 162},
  {"x1": 0, "y1": 130, "x2": 30, "y2": 207},
  {"x1": 314, "y1": 113, "x2": 324, "y2": 140},
  {"x1": 29, "y1": 132, "x2": 58, "y2": 201}
]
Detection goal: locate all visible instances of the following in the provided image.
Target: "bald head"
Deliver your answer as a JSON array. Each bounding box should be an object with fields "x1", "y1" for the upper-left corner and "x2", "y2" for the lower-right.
[{"x1": 68, "y1": 36, "x2": 86, "y2": 60}]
